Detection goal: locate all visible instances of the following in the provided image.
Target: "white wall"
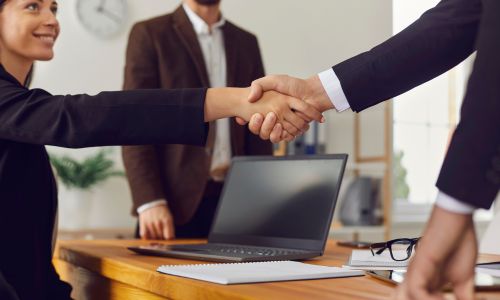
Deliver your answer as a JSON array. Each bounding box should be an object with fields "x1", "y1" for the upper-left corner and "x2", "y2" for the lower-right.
[{"x1": 33, "y1": 0, "x2": 392, "y2": 229}]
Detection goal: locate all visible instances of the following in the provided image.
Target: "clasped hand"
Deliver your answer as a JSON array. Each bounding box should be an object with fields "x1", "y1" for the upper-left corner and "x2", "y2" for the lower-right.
[{"x1": 237, "y1": 75, "x2": 334, "y2": 143}]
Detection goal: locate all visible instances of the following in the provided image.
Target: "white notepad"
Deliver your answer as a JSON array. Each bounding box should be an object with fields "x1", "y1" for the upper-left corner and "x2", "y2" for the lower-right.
[
  {"x1": 157, "y1": 261, "x2": 364, "y2": 284},
  {"x1": 345, "y1": 250, "x2": 410, "y2": 270}
]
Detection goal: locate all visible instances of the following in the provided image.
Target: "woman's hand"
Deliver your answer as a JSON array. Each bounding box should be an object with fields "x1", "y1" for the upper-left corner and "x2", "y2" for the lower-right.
[{"x1": 236, "y1": 90, "x2": 322, "y2": 138}]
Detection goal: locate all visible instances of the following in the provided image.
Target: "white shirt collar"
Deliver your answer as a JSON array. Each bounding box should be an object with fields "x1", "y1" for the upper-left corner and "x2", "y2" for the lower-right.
[{"x1": 182, "y1": 3, "x2": 225, "y2": 35}]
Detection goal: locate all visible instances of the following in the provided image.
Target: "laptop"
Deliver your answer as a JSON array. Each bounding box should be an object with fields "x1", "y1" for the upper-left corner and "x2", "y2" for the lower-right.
[{"x1": 128, "y1": 154, "x2": 348, "y2": 262}]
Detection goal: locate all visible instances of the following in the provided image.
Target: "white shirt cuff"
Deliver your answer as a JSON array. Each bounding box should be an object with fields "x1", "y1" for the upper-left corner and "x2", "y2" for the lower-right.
[
  {"x1": 435, "y1": 191, "x2": 475, "y2": 214},
  {"x1": 318, "y1": 68, "x2": 351, "y2": 112},
  {"x1": 137, "y1": 199, "x2": 167, "y2": 215}
]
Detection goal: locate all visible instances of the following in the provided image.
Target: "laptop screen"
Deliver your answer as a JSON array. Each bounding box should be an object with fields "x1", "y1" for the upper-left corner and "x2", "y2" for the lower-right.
[{"x1": 208, "y1": 154, "x2": 347, "y2": 251}]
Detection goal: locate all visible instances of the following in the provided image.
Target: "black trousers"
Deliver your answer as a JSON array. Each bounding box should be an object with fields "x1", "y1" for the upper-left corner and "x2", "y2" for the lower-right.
[{"x1": 135, "y1": 180, "x2": 222, "y2": 239}]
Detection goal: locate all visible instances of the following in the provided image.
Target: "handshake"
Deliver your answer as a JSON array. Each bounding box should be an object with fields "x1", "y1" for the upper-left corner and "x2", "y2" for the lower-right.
[{"x1": 234, "y1": 75, "x2": 335, "y2": 143}]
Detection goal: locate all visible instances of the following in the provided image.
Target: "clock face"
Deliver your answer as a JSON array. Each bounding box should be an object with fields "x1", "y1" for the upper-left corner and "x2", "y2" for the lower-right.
[{"x1": 76, "y1": 0, "x2": 127, "y2": 38}]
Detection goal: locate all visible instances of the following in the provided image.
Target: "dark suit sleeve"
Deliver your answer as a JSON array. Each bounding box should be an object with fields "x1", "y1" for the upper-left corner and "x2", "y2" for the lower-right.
[
  {"x1": 0, "y1": 83, "x2": 208, "y2": 148},
  {"x1": 436, "y1": 0, "x2": 500, "y2": 209},
  {"x1": 244, "y1": 36, "x2": 273, "y2": 155},
  {"x1": 333, "y1": 0, "x2": 481, "y2": 112},
  {"x1": 121, "y1": 22, "x2": 168, "y2": 213}
]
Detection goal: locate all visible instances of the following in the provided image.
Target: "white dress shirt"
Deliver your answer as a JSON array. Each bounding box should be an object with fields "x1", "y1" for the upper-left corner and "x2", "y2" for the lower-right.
[
  {"x1": 136, "y1": 5, "x2": 231, "y2": 214},
  {"x1": 183, "y1": 3, "x2": 231, "y2": 182},
  {"x1": 318, "y1": 68, "x2": 476, "y2": 214}
]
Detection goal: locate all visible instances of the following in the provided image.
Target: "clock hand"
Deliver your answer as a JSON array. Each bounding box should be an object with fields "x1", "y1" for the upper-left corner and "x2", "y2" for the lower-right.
[
  {"x1": 96, "y1": 0, "x2": 105, "y2": 12},
  {"x1": 100, "y1": 9, "x2": 122, "y2": 24},
  {"x1": 95, "y1": 0, "x2": 121, "y2": 24}
]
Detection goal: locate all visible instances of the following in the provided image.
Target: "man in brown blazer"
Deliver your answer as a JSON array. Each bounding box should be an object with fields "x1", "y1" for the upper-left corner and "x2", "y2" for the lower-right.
[{"x1": 122, "y1": 0, "x2": 272, "y2": 240}]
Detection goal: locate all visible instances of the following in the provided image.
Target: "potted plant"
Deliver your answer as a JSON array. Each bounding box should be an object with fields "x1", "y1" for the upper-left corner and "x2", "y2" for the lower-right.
[{"x1": 50, "y1": 148, "x2": 124, "y2": 229}]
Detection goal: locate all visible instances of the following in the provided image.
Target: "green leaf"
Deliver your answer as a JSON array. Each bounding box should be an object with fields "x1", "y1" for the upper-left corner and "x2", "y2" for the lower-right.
[{"x1": 49, "y1": 148, "x2": 124, "y2": 191}]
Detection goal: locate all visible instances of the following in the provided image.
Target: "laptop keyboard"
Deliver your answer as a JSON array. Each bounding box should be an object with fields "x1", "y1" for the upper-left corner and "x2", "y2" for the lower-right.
[
  {"x1": 148, "y1": 243, "x2": 309, "y2": 258},
  {"x1": 194, "y1": 245, "x2": 306, "y2": 257}
]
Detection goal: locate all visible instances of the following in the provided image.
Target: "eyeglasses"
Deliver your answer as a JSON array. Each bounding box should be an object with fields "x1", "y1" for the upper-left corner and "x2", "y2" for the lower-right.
[{"x1": 370, "y1": 237, "x2": 421, "y2": 261}]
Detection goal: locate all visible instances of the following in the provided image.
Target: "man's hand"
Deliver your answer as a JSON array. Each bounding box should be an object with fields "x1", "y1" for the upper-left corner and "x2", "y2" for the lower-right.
[
  {"x1": 138, "y1": 203, "x2": 176, "y2": 240},
  {"x1": 236, "y1": 75, "x2": 334, "y2": 143},
  {"x1": 394, "y1": 205, "x2": 477, "y2": 300},
  {"x1": 248, "y1": 75, "x2": 333, "y2": 111}
]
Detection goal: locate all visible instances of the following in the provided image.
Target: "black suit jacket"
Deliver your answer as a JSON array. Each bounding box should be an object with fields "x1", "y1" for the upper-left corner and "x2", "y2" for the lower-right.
[
  {"x1": 0, "y1": 64, "x2": 207, "y2": 300},
  {"x1": 332, "y1": 0, "x2": 499, "y2": 208}
]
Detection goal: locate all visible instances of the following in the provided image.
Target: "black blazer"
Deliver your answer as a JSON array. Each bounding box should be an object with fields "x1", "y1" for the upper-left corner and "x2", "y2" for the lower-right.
[
  {"x1": 0, "y1": 64, "x2": 208, "y2": 300},
  {"x1": 332, "y1": 0, "x2": 499, "y2": 209}
]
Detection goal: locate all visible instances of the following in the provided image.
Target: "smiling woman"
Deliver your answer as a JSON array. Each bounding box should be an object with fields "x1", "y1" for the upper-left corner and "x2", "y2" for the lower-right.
[
  {"x1": 0, "y1": 0, "x2": 320, "y2": 298},
  {"x1": 0, "y1": 0, "x2": 59, "y2": 84},
  {"x1": 0, "y1": 0, "x2": 322, "y2": 300}
]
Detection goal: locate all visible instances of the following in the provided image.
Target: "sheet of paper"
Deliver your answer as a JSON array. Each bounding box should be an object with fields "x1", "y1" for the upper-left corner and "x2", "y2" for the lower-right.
[
  {"x1": 347, "y1": 250, "x2": 410, "y2": 268},
  {"x1": 342, "y1": 265, "x2": 407, "y2": 271},
  {"x1": 476, "y1": 264, "x2": 500, "y2": 277}
]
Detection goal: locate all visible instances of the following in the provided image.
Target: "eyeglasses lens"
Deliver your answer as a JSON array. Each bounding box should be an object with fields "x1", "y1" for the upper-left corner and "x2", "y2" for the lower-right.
[{"x1": 391, "y1": 240, "x2": 413, "y2": 260}]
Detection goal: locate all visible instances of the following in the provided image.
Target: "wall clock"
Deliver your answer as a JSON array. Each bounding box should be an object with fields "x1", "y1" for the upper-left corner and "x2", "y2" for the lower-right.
[{"x1": 76, "y1": 0, "x2": 128, "y2": 38}]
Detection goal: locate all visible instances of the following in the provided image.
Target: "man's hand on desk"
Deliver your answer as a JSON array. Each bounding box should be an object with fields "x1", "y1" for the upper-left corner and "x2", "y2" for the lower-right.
[
  {"x1": 139, "y1": 203, "x2": 175, "y2": 240},
  {"x1": 394, "y1": 205, "x2": 476, "y2": 300}
]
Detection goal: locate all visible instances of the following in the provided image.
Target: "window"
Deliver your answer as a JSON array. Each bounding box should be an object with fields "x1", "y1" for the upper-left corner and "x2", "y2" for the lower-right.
[
  {"x1": 391, "y1": 1, "x2": 492, "y2": 221},
  {"x1": 393, "y1": 0, "x2": 465, "y2": 205}
]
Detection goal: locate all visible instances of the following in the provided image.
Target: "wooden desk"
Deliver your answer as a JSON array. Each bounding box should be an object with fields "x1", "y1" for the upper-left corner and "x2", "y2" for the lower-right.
[{"x1": 53, "y1": 239, "x2": 500, "y2": 300}]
